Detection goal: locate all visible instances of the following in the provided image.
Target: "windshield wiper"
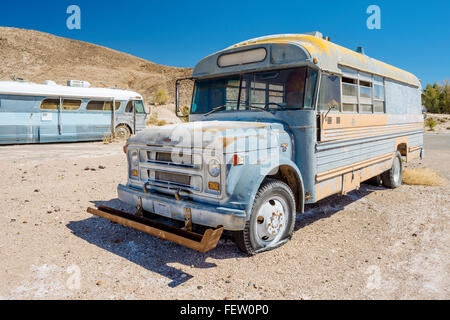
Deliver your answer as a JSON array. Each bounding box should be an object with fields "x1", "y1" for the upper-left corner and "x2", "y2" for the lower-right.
[
  {"x1": 248, "y1": 105, "x2": 273, "y2": 114},
  {"x1": 203, "y1": 105, "x2": 227, "y2": 116}
]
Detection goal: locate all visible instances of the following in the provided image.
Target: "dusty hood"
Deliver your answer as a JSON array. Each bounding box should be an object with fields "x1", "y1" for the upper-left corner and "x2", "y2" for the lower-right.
[{"x1": 127, "y1": 121, "x2": 287, "y2": 153}]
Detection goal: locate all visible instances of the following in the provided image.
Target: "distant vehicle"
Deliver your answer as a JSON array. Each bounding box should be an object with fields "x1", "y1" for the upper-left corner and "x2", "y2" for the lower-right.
[
  {"x1": 0, "y1": 80, "x2": 147, "y2": 144},
  {"x1": 89, "y1": 32, "x2": 424, "y2": 254}
]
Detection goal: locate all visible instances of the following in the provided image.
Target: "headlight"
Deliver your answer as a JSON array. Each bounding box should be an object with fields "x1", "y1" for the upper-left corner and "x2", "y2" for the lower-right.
[
  {"x1": 130, "y1": 150, "x2": 139, "y2": 168},
  {"x1": 130, "y1": 150, "x2": 139, "y2": 175},
  {"x1": 208, "y1": 158, "x2": 221, "y2": 177}
]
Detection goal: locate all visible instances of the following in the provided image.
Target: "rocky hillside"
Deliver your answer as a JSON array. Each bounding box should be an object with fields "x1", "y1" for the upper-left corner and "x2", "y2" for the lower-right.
[{"x1": 0, "y1": 27, "x2": 193, "y2": 108}]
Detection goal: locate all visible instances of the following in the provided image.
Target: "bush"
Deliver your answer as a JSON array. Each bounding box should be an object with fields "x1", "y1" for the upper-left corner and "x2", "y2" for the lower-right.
[
  {"x1": 146, "y1": 112, "x2": 167, "y2": 126},
  {"x1": 153, "y1": 88, "x2": 168, "y2": 105},
  {"x1": 402, "y1": 167, "x2": 445, "y2": 186},
  {"x1": 425, "y1": 118, "x2": 437, "y2": 131},
  {"x1": 181, "y1": 106, "x2": 190, "y2": 122}
]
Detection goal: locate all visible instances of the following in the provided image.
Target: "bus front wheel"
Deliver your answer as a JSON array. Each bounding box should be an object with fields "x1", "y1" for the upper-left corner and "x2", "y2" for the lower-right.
[
  {"x1": 234, "y1": 178, "x2": 296, "y2": 255},
  {"x1": 115, "y1": 124, "x2": 131, "y2": 139}
]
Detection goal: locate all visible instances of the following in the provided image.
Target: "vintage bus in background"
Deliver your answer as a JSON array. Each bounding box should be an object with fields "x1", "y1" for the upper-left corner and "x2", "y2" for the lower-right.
[
  {"x1": 89, "y1": 32, "x2": 424, "y2": 254},
  {"x1": 0, "y1": 80, "x2": 147, "y2": 144}
]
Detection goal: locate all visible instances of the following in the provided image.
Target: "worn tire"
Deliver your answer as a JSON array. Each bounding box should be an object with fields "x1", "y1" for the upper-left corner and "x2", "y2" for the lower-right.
[
  {"x1": 115, "y1": 124, "x2": 131, "y2": 139},
  {"x1": 234, "y1": 178, "x2": 296, "y2": 255},
  {"x1": 381, "y1": 151, "x2": 403, "y2": 188}
]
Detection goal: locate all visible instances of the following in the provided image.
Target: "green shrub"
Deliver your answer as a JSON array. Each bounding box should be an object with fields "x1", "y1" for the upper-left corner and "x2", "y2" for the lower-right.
[
  {"x1": 425, "y1": 118, "x2": 437, "y2": 131},
  {"x1": 146, "y1": 112, "x2": 167, "y2": 126},
  {"x1": 181, "y1": 106, "x2": 190, "y2": 122},
  {"x1": 153, "y1": 88, "x2": 168, "y2": 105}
]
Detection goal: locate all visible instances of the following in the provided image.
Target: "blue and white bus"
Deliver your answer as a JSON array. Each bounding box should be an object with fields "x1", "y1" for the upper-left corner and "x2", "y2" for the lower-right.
[{"x1": 0, "y1": 80, "x2": 147, "y2": 144}]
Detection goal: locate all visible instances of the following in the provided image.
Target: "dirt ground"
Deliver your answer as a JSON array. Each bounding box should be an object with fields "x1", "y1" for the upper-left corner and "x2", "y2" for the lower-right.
[{"x1": 0, "y1": 133, "x2": 448, "y2": 300}]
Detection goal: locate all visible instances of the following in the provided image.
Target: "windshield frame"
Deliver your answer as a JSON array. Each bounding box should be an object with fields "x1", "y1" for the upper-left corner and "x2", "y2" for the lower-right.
[{"x1": 190, "y1": 66, "x2": 319, "y2": 115}]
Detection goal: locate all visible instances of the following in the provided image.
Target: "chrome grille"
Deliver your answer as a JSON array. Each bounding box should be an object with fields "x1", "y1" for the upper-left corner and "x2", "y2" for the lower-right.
[{"x1": 154, "y1": 171, "x2": 191, "y2": 186}]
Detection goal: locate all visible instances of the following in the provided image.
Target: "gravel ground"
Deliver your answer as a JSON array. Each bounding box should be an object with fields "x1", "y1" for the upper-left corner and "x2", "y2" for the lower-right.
[{"x1": 0, "y1": 134, "x2": 449, "y2": 300}]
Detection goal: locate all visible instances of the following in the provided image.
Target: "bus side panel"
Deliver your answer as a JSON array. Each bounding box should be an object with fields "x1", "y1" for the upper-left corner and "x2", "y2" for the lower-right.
[
  {"x1": 0, "y1": 95, "x2": 40, "y2": 145},
  {"x1": 81, "y1": 109, "x2": 112, "y2": 141},
  {"x1": 314, "y1": 80, "x2": 423, "y2": 201}
]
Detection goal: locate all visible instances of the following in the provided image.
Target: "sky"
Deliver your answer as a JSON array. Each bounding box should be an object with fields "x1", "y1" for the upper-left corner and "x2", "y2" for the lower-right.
[{"x1": 0, "y1": 0, "x2": 449, "y2": 87}]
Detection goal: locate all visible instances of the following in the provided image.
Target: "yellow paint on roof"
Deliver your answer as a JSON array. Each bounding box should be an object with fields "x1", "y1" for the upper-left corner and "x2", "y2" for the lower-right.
[{"x1": 226, "y1": 34, "x2": 420, "y2": 87}]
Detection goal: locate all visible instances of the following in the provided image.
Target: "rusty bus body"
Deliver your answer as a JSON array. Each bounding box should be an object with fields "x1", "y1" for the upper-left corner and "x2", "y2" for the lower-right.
[{"x1": 89, "y1": 32, "x2": 424, "y2": 254}]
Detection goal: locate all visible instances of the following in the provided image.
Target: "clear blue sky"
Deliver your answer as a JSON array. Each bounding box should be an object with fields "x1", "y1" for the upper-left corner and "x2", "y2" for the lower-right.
[{"x1": 1, "y1": 0, "x2": 449, "y2": 87}]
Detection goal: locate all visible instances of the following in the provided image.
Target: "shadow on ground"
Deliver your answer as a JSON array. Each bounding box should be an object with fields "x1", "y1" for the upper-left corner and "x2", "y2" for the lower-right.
[
  {"x1": 296, "y1": 183, "x2": 383, "y2": 231},
  {"x1": 67, "y1": 183, "x2": 383, "y2": 287},
  {"x1": 66, "y1": 199, "x2": 244, "y2": 288}
]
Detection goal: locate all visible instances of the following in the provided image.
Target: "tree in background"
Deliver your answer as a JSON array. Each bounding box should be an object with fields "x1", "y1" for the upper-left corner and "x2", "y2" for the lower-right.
[{"x1": 422, "y1": 80, "x2": 450, "y2": 114}]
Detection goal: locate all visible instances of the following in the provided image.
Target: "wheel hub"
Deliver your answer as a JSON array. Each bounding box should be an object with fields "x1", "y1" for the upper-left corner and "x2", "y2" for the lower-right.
[{"x1": 256, "y1": 198, "x2": 286, "y2": 243}]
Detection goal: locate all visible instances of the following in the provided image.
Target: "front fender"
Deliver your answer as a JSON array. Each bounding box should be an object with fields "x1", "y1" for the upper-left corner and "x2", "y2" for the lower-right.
[{"x1": 226, "y1": 157, "x2": 304, "y2": 219}]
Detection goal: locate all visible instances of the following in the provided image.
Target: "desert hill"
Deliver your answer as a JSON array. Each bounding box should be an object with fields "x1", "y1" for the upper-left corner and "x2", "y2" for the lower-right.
[{"x1": 0, "y1": 27, "x2": 193, "y2": 110}]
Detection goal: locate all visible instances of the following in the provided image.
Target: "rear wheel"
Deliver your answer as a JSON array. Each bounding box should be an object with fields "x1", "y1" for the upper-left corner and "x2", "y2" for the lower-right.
[
  {"x1": 115, "y1": 124, "x2": 131, "y2": 139},
  {"x1": 234, "y1": 179, "x2": 296, "y2": 255},
  {"x1": 381, "y1": 151, "x2": 403, "y2": 188}
]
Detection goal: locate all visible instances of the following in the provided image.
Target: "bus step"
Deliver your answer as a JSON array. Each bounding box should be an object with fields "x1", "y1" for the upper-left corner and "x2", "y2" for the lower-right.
[{"x1": 86, "y1": 205, "x2": 224, "y2": 253}]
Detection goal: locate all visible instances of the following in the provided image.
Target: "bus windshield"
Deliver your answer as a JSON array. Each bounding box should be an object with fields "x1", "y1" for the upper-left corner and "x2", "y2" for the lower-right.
[{"x1": 191, "y1": 67, "x2": 317, "y2": 114}]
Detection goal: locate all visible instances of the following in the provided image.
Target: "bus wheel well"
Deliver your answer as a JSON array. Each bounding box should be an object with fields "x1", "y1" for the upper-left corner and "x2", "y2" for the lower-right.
[
  {"x1": 266, "y1": 165, "x2": 304, "y2": 212},
  {"x1": 397, "y1": 143, "x2": 407, "y2": 157}
]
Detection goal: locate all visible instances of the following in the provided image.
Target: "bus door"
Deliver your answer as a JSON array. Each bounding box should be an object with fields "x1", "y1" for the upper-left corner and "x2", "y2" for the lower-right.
[
  {"x1": 39, "y1": 97, "x2": 62, "y2": 142},
  {"x1": 117, "y1": 100, "x2": 146, "y2": 135},
  {"x1": 133, "y1": 100, "x2": 147, "y2": 132},
  {"x1": 59, "y1": 98, "x2": 83, "y2": 141},
  {"x1": 120, "y1": 100, "x2": 135, "y2": 133}
]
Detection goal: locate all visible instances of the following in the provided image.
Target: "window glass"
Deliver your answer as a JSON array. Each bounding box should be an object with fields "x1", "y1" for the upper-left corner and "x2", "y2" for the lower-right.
[
  {"x1": 250, "y1": 81, "x2": 267, "y2": 107},
  {"x1": 360, "y1": 86, "x2": 372, "y2": 99},
  {"x1": 374, "y1": 85, "x2": 385, "y2": 100},
  {"x1": 268, "y1": 84, "x2": 284, "y2": 104},
  {"x1": 342, "y1": 103, "x2": 357, "y2": 112},
  {"x1": 104, "y1": 101, "x2": 121, "y2": 111},
  {"x1": 359, "y1": 72, "x2": 372, "y2": 82},
  {"x1": 342, "y1": 83, "x2": 358, "y2": 97},
  {"x1": 125, "y1": 101, "x2": 133, "y2": 113},
  {"x1": 40, "y1": 99, "x2": 60, "y2": 110},
  {"x1": 360, "y1": 104, "x2": 373, "y2": 113},
  {"x1": 304, "y1": 68, "x2": 318, "y2": 109},
  {"x1": 62, "y1": 99, "x2": 81, "y2": 111},
  {"x1": 283, "y1": 68, "x2": 306, "y2": 108},
  {"x1": 341, "y1": 67, "x2": 358, "y2": 78},
  {"x1": 86, "y1": 101, "x2": 105, "y2": 111},
  {"x1": 318, "y1": 74, "x2": 341, "y2": 111},
  {"x1": 135, "y1": 101, "x2": 146, "y2": 113},
  {"x1": 374, "y1": 100, "x2": 385, "y2": 113},
  {"x1": 191, "y1": 67, "x2": 315, "y2": 113},
  {"x1": 373, "y1": 75, "x2": 383, "y2": 83}
]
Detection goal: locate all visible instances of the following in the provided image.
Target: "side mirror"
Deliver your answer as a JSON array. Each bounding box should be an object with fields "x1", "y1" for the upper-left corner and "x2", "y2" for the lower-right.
[{"x1": 175, "y1": 77, "x2": 193, "y2": 119}]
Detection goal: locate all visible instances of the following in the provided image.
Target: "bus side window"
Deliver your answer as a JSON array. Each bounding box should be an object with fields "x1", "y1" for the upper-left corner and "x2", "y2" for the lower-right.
[
  {"x1": 63, "y1": 99, "x2": 81, "y2": 111},
  {"x1": 318, "y1": 74, "x2": 341, "y2": 111},
  {"x1": 86, "y1": 101, "x2": 104, "y2": 111},
  {"x1": 104, "y1": 101, "x2": 120, "y2": 111},
  {"x1": 41, "y1": 99, "x2": 60, "y2": 110},
  {"x1": 125, "y1": 101, "x2": 133, "y2": 113}
]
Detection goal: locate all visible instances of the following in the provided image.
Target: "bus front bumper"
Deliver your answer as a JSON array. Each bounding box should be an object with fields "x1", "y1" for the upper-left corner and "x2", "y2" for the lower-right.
[{"x1": 117, "y1": 184, "x2": 247, "y2": 231}]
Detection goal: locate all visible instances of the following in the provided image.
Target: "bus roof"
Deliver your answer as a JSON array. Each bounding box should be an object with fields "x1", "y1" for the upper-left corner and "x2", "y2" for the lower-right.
[
  {"x1": 0, "y1": 81, "x2": 143, "y2": 100},
  {"x1": 193, "y1": 33, "x2": 420, "y2": 87}
]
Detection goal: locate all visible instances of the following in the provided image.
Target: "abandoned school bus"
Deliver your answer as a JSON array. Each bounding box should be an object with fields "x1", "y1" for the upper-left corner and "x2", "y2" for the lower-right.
[
  {"x1": 0, "y1": 80, "x2": 147, "y2": 144},
  {"x1": 89, "y1": 32, "x2": 424, "y2": 254}
]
